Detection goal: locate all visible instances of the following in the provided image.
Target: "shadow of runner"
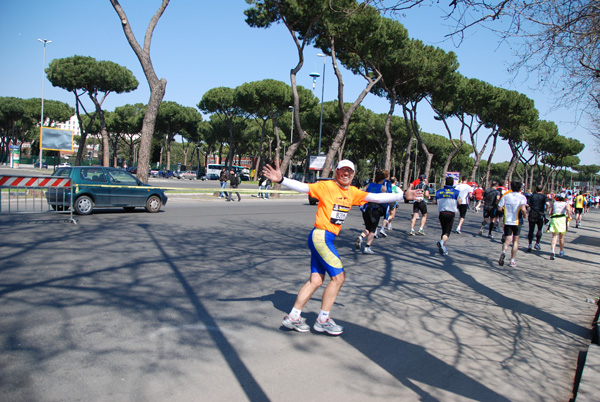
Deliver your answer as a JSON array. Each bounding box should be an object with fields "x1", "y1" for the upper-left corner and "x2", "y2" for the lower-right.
[
  {"x1": 339, "y1": 321, "x2": 512, "y2": 402},
  {"x1": 139, "y1": 224, "x2": 269, "y2": 402},
  {"x1": 443, "y1": 264, "x2": 591, "y2": 338},
  {"x1": 217, "y1": 290, "x2": 298, "y2": 315}
]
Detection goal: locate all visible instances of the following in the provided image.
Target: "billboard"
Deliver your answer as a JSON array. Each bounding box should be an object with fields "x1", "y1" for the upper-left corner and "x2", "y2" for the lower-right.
[
  {"x1": 309, "y1": 155, "x2": 326, "y2": 171},
  {"x1": 446, "y1": 171, "x2": 460, "y2": 185},
  {"x1": 40, "y1": 127, "x2": 74, "y2": 151}
]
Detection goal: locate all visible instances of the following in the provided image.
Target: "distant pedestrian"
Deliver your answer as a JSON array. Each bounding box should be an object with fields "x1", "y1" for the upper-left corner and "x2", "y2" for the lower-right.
[
  {"x1": 386, "y1": 177, "x2": 400, "y2": 230},
  {"x1": 573, "y1": 192, "x2": 585, "y2": 227},
  {"x1": 526, "y1": 185, "x2": 550, "y2": 252},
  {"x1": 497, "y1": 181, "x2": 528, "y2": 268},
  {"x1": 473, "y1": 186, "x2": 484, "y2": 212},
  {"x1": 408, "y1": 174, "x2": 430, "y2": 236},
  {"x1": 219, "y1": 168, "x2": 229, "y2": 199},
  {"x1": 435, "y1": 176, "x2": 461, "y2": 256},
  {"x1": 356, "y1": 171, "x2": 387, "y2": 254},
  {"x1": 377, "y1": 170, "x2": 392, "y2": 238},
  {"x1": 227, "y1": 169, "x2": 241, "y2": 202},
  {"x1": 453, "y1": 176, "x2": 473, "y2": 234},
  {"x1": 548, "y1": 193, "x2": 573, "y2": 260},
  {"x1": 258, "y1": 173, "x2": 271, "y2": 199},
  {"x1": 494, "y1": 180, "x2": 508, "y2": 232},
  {"x1": 479, "y1": 181, "x2": 501, "y2": 238}
]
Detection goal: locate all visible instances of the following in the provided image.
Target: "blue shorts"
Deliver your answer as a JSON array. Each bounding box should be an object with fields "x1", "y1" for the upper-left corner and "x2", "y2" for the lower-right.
[{"x1": 307, "y1": 228, "x2": 344, "y2": 278}]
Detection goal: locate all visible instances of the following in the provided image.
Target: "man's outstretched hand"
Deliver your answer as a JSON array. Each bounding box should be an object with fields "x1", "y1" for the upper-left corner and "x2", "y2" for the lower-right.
[
  {"x1": 404, "y1": 188, "x2": 423, "y2": 201},
  {"x1": 262, "y1": 162, "x2": 283, "y2": 184}
]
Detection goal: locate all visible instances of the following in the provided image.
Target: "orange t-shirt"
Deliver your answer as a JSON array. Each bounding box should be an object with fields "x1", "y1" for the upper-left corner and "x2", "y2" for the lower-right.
[{"x1": 308, "y1": 180, "x2": 368, "y2": 235}]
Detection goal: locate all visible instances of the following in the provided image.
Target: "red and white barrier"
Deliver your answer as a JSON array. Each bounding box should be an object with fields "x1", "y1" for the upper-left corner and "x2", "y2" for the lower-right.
[{"x1": 0, "y1": 176, "x2": 72, "y2": 188}]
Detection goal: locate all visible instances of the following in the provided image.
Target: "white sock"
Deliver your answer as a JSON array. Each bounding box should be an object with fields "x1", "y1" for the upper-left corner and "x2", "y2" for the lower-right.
[
  {"x1": 289, "y1": 308, "x2": 302, "y2": 321},
  {"x1": 318, "y1": 310, "x2": 330, "y2": 322}
]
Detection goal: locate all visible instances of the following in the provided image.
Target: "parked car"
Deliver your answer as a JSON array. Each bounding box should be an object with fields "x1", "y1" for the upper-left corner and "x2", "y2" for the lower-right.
[
  {"x1": 203, "y1": 173, "x2": 219, "y2": 180},
  {"x1": 34, "y1": 162, "x2": 48, "y2": 169},
  {"x1": 158, "y1": 169, "x2": 174, "y2": 178},
  {"x1": 308, "y1": 177, "x2": 333, "y2": 205},
  {"x1": 45, "y1": 166, "x2": 168, "y2": 215},
  {"x1": 59, "y1": 162, "x2": 72, "y2": 167},
  {"x1": 181, "y1": 171, "x2": 198, "y2": 180}
]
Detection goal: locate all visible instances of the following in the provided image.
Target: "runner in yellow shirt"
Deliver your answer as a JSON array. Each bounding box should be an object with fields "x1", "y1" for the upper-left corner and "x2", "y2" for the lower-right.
[{"x1": 573, "y1": 192, "x2": 585, "y2": 228}]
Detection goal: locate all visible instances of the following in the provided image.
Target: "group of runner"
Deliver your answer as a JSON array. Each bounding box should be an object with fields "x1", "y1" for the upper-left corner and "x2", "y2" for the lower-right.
[
  {"x1": 262, "y1": 159, "x2": 594, "y2": 336},
  {"x1": 430, "y1": 179, "x2": 594, "y2": 266}
]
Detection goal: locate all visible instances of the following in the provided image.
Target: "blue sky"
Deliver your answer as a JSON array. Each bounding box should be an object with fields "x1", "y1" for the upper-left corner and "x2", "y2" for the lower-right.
[{"x1": 1, "y1": 0, "x2": 597, "y2": 166}]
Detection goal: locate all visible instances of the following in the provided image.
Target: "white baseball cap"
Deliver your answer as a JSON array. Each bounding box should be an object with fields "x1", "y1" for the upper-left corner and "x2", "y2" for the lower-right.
[{"x1": 336, "y1": 159, "x2": 355, "y2": 172}]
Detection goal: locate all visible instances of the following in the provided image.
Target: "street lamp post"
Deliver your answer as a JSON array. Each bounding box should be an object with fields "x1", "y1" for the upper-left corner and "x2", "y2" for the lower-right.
[
  {"x1": 38, "y1": 38, "x2": 51, "y2": 169},
  {"x1": 317, "y1": 53, "x2": 327, "y2": 156},
  {"x1": 308, "y1": 70, "x2": 321, "y2": 181},
  {"x1": 288, "y1": 106, "x2": 294, "y2": 178}
]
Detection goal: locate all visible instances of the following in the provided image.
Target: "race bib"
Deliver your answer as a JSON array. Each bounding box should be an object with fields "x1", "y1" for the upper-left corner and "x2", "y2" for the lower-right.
[{"x1": 330, "y1": 204, "x2": 349, "y2": 225}]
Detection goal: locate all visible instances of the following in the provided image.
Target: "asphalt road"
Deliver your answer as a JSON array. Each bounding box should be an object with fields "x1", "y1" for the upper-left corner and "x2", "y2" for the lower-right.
[{"x1": 1, "y1": 186, "x2": 599, "y2": 401}]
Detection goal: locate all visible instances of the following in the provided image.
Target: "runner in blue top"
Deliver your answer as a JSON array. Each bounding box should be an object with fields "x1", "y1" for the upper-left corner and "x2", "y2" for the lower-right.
[
  {"x1": 356, "y1": 171, "x2": 387, "y2": 254},
  {"x1": 435, "y1": 176, "x2": 462, "y2": 256}
]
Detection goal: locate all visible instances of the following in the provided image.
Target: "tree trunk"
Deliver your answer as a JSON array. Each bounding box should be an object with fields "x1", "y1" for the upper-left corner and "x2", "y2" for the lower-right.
[
  {"x1": 73, "y1": 93, "x2": 97, "y2": 166},
  {"x1": 110, "y1": 0, "x2": 169, "y2": 183},
  {"x1": 321, "y1": 88, "x2": 381, "y2": 178},
  {"x1": 383, "y1": 91, "x2": 397, "y2": 172},
  {"x1": 483, "y1": 131, "x2": 500, "y2": 188},
  {"x1": 470, "y1": 130, "x2": 495, "y2": 183},
  {"x1": 506, "y1": 140, "x2": 521, "y2": 184},
  {"x1": 402, "y1": 133, "x2": 414, "y2": 190}
]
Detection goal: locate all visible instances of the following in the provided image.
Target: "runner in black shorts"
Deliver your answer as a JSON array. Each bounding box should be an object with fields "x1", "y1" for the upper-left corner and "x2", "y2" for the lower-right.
[
  {"x1": 457, "y1": 204, "x2": 468, "y2": 221},
  {"x1": 479, "y1": 181, "x2": 500, "y2": 238},
  {"x1": 435, "y1": 176, "x2": 461, "y2": 256},
  {"x1": 408, "y1": 175, "x2": 430, "y2": 235}
]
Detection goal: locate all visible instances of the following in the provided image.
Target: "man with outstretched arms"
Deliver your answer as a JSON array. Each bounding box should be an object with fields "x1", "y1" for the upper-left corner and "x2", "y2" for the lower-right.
[{"x1": 262, "y1": 160, "x2": 420, "y2": 336}]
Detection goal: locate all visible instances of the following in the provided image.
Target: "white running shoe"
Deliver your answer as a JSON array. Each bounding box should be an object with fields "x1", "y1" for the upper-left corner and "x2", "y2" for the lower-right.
[
  {"x1": 314, "y1": 318, "x2": 344, "y2": 335},
  {"x1": 281, "y1": 316, "x2": 310, "y2": 333},
  {"x1": 355, "y1": 236, "x2": 362, "y2": 250}
]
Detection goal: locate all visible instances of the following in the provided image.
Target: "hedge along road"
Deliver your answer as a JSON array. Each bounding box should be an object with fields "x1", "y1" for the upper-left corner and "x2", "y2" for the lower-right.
[{"x1": 1, "y1": 196, "x2": 599, "y2": 401}]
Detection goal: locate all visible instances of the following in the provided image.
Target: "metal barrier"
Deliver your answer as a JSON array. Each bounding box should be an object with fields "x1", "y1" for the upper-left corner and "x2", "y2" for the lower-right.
[{"x1": 0, "y1": 175, "x2": 76, "y2": 224}]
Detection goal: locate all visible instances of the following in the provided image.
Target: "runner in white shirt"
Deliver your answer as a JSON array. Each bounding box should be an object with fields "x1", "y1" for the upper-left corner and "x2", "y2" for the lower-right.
[
  {"x1": 497, "y1": 181, "x2": 528, "y2": 268},
  {"x1": 453, "y1": 176, "x2": 473, "y2": 234}
]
